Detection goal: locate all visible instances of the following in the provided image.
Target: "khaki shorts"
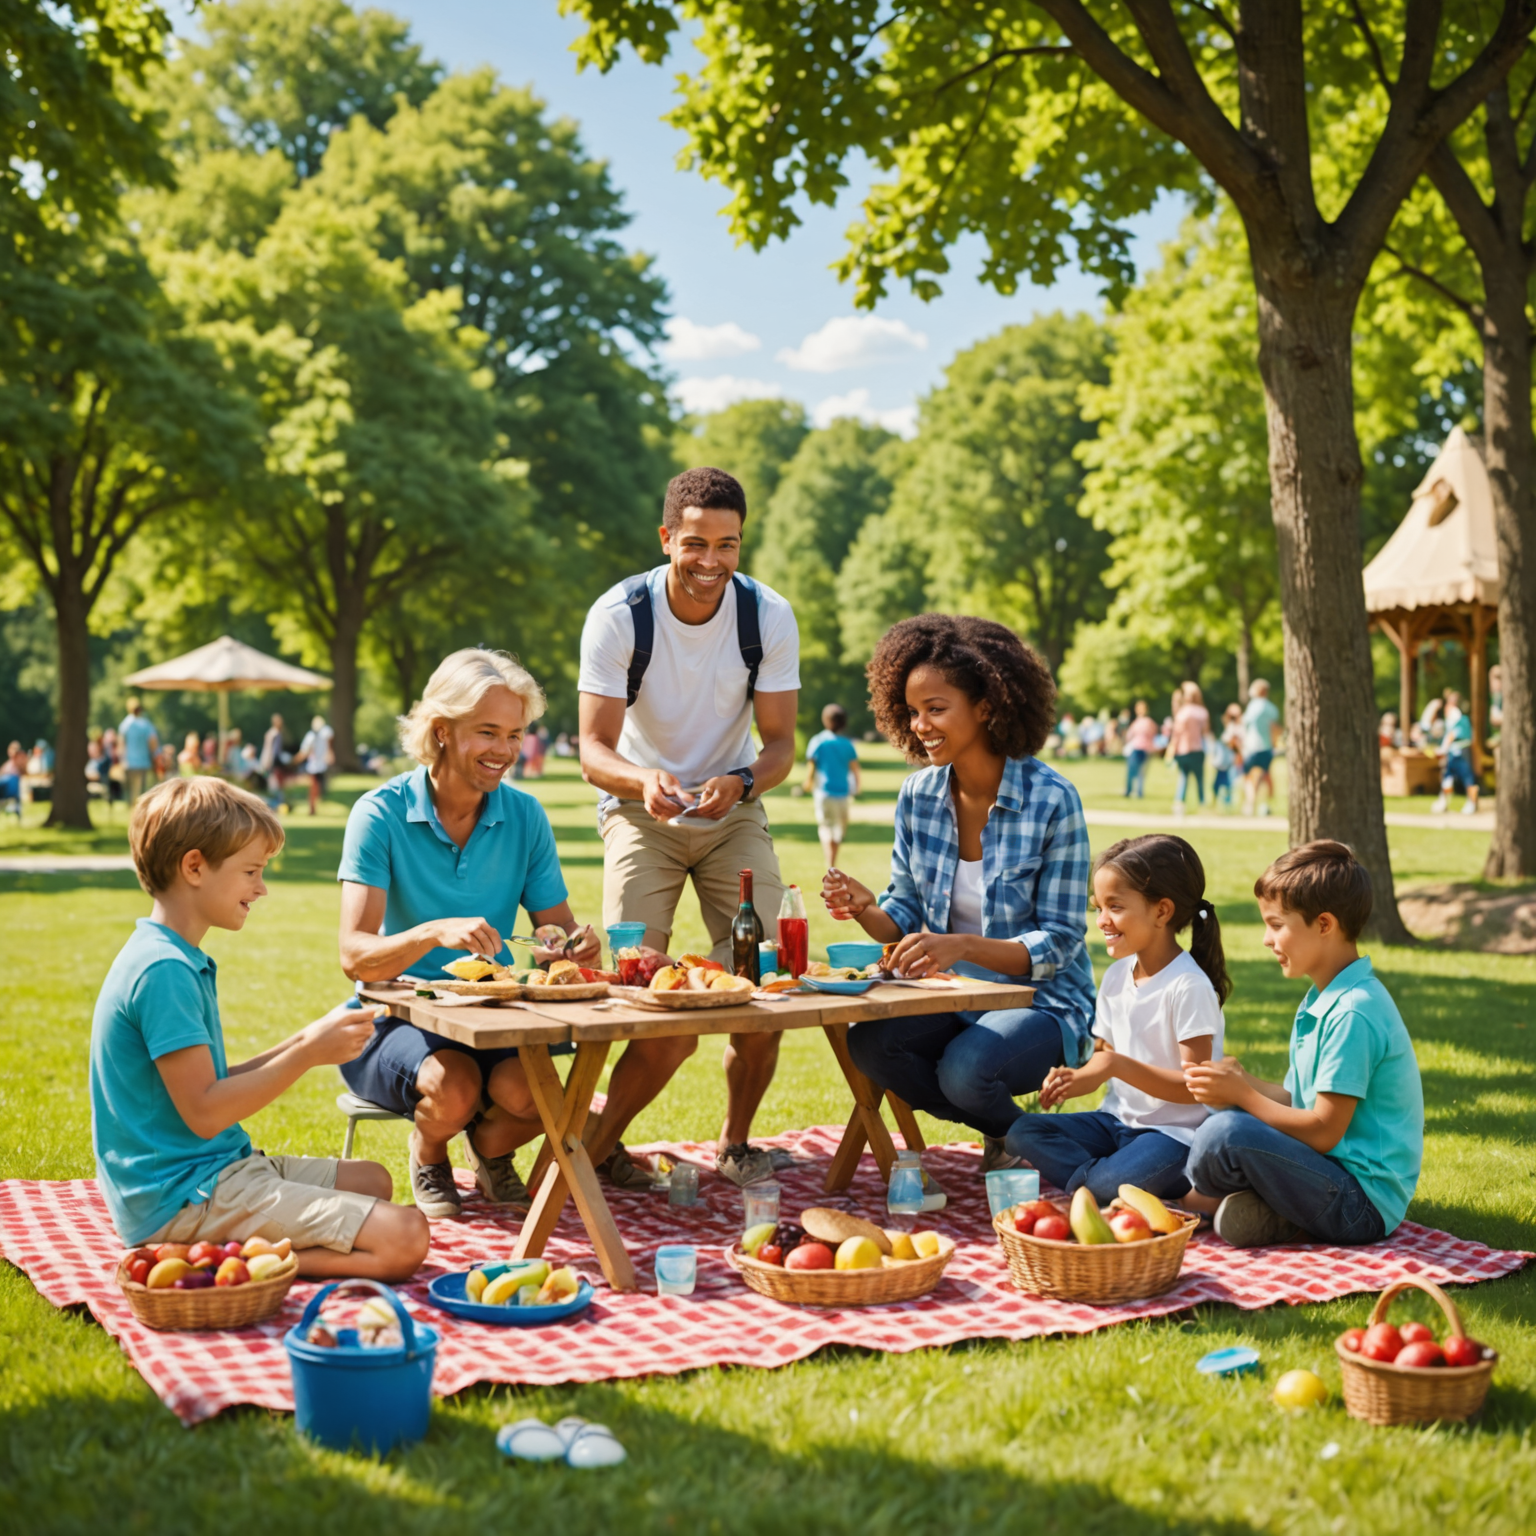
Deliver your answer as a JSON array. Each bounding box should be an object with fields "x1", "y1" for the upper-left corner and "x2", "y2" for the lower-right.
[
  {"x1": 147, "y1": 1153, "x2": 377, "y2": 1255},
  {"x1": 813, "y1": 791, "x2": 850, "y2": 838},
  {"x1": 601, "y1": 799, "x2": 784, "y2": 965}
]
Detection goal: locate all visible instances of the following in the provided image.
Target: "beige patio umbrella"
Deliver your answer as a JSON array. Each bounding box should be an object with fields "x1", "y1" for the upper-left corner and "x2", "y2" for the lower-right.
[{"x1": 124, "y1": 635, "x2": 332, "y2": 760}]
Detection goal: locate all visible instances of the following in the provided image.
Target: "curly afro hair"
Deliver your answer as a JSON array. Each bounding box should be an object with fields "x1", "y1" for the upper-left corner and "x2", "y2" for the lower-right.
[{"x1": 867, "y1": 614, "x2": 1056, "y2": 762}]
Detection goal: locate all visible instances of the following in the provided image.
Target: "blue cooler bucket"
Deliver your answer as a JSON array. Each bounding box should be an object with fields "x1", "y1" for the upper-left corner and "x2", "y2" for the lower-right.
[{"x1": 285, "y1": 1280, "x2": 438, "y2": 1453}]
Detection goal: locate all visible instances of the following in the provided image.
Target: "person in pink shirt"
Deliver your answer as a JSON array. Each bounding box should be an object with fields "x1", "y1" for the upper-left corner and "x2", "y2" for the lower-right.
[
  {"x1": 1123, "y1": 700, "x2": 1158, "y2": 798},
  {"x1": 1169, "y1": 682, "x2": 1211, "y2": 813}
]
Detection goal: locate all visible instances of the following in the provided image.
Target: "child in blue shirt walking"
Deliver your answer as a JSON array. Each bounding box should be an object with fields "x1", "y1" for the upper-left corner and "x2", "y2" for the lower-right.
[{"x1": 803, "y1": 702, "x2": 861, "y2": 865}]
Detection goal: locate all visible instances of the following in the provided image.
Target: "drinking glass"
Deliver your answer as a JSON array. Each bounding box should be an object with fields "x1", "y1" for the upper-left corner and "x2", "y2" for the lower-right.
[
  {"x1": 654, "y1": 1245, "x2": 697, "y2": 1297},
  {"x1": 985, "y1": 1168, "x2": 1041, "y2": 1219},
  {"x1": 887, "y1": 1151, "x2": 925, "y2": 1216},
  {"x1": 606, "y1": 921, "x2": 647, "y2": 965},
  {"x1": 667, "y1": 1163, "x2": 700, "y2": 1207},
  {"x1": 741, "y1": 1180, "x2": 780, "y2": 1229}
]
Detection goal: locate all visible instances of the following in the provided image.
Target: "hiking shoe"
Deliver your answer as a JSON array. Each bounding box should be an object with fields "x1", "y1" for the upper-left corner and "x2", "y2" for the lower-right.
[
  {"x1": 715, "y1": 1142, "x2": 777, "y2": 1187},
  {"x1": 981, "y1": 1136, "x2": 1026, "y2": 1174},
  {"x1": 464, "y1": 1130, "x2": 531, "y2": 1209},
  {"x1": 597, "y1": 1142, "x2": 656, "y2": 1192},
  {"x1": 410, "y1": 1151, "x2": 463, "y2": 1220},
  {"x1": 1213, "y1": 1191, "x2": 1305, "y2": 1248}
]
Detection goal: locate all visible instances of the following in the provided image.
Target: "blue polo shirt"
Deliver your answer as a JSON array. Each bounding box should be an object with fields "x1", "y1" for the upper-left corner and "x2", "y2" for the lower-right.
[
  {"x1": 337, "y1": 766, "x2": 568, "y2": 980},
  {"x1": 90, "y1": 921, "x2": 253, "y2": 1244},
  {"x1": 1284, "y1": 955, "x2": 1423, "y2": 1233},
  {"x1": 807, "y1": 730, "x2": 859, "y2": 797},
  {"x1": 118, "y1": 713, "x2": 158, "y2": 770}
]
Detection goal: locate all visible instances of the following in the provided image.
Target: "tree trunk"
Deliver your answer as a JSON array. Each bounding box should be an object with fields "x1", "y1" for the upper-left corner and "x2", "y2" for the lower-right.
[
  {"x1": 1478, "y1": 279, "x2": 1536, "y2": 879},
  {"x1": 46, "y1": 581, "x2": 93, "y2": 830},
  {"x1": 1252, "y1": 279, "x2": 1411, "y2": 942},
  {"x1": 329, "y1": 599, "x2": 364, "y2": 773}
]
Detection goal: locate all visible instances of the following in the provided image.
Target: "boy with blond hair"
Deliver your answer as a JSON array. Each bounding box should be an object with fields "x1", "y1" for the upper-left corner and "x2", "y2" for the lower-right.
[
  {"x1": 91, "y1": 777, "x2": 428, "y2": 1279},
  {"x1": 1184, "y1": 840, "x2": 1423, "y2": 1248}
]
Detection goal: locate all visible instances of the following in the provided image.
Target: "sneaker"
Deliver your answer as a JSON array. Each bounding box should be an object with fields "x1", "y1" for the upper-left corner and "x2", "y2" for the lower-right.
[
  {"x1": 1461, "y1": 800, "x2": 1478, "y2": 815},
  {"x1": 1172, "y1": 801, "x2": 1187, "y2": 816},
  {"x1": 596, "y1": 1142, "x2": 656, "y2": 1192},
  {"x1": 1213, "y1": 1190, "x2": 1305, "y2": 1248},
  {"x1": 1258, "y1": 803, "x2": 1272, "y2": 817},
  {"x1": 410, "y1": 1150, "x2": 463, "y2": 1220},
  {"x1": 765, "y1": 1147, "x2": 797, "y2": 1171},
  {"x1": 981, "y1": 1136, "x2": 1026, "y2": 1174},
  {"x1": 715, "y1": 1142, "x2": 776, "y2": 1187},
  {"x1": 1431, "y1": 795, "x2": 1448, "y2": 813},
  {"x1": 463, "y1": 1129, "x2": 531, "y2": 1209}
]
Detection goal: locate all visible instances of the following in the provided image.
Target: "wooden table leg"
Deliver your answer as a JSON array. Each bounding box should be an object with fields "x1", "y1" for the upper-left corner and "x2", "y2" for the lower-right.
[
  {"x1": 821, "y1": 1022, "x2": 899, "y2": 1193},
  {"x1": 887, "y1": 1092, "x2": 926, "y2": 1153},
  {"x1": 513, "y1": 1042, "x2": 636, "y2": 1292}
]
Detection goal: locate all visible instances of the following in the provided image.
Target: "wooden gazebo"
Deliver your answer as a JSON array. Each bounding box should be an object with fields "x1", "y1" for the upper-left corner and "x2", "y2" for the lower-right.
[{"x1": 1364, "y1": 426, "x2": 1499, "y2": 794}]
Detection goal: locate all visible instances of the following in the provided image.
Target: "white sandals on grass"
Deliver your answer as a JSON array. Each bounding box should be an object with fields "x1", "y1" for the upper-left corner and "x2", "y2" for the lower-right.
[{"x1": 497, "y1": 1415, "x2": 626, "y2": 1468}]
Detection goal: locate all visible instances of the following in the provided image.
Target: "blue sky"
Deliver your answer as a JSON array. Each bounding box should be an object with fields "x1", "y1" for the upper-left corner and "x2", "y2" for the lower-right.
[{"x1": 196, "y1": 1, "x2": 1185, "y2": 434}]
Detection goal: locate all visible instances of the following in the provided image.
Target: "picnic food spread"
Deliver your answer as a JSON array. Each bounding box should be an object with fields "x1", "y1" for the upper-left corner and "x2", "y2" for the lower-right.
[
  {"x1": 465, "y1": 1260, "x2": 580, "y2": 1308},
  {"x1": 121, "y1": 1236, "x2": 293, "y2": 1290}
]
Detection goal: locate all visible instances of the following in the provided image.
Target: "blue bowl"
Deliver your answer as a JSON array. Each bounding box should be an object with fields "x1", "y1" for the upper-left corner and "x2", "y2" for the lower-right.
[
  {"x1": 427, "y1": 1271, "x2": 595, "y2": 1326},
  {"x1": 826, "y1": 940, "x2": 884, "y2": 970},
  {"x1": 801, "y1": 976, "x2": 876, "y2": 996}
]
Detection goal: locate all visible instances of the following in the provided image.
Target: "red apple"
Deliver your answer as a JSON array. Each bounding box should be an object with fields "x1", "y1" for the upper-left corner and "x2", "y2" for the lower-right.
[
  {"x1": 756, "y1": 1244, "x2": 783, "y2": 1267},
  {"x1": 1442, "y1": 1335, "x2": 1485, "y2": 1369},
  {"x1": 1399, "y1": 1321, "x2": 1434, "y2": 1345},
  {"x1": 214, "y1": 1256, "x2": 250, "y2": 1287},
  {"x1": 1361, "y1": 1322, "x2": 1403, "y2": 1362},
  {"x1": 1395, "y1": 1340, "x2": 1446, "y2": 1369},
  {"x1": 153, "y1": 1243, "x2": 192, "y2": 1265},
  {"x1": 122, "y1": 1247, "x2": 156, "y2": 1268},
  {"x1": 785, "y1": 1242, "x2": 834, "y2": 1271},
  {"x1": 1020, "y1": 1199, "x2": 1064, "y2": 1224},
  {"x1": 126, "y1": 1258, "x2": 152, "y2": 1286},
  {"x1": 1032, "y1": 1215, "x2": 1072, "y2": 1242},
  {"x1": 1339, "y1": 1328, "x2": 1365, "y2": 1353},
  {"x1": 1109, "y1": 1210, "x2": 1152, "y2": 1244},
  {"x1": 187, "y1": 1241, "x2": 224, "y2": 1269},
  {"x1": 222, "y1": 1240, "x2": 244, "y2": 1259},
  {"x1": 1013, "y1": 1211, "x2": 1038, "y2": 1235}
]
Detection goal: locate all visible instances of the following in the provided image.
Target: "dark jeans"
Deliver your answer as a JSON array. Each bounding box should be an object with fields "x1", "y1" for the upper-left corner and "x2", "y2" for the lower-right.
[
  {"x1": 846, "y1": 1007, "x2": 1064, "y2": 1141},
  {"x1": 1187, "y1": 1110, "x2": 1387, "y2": 1245},
  {"x1": 1006, "y1": 1109, "x2": 1193, "y2": 1201},
  {"x1": 1174, "y1": 750, "x2": 1205, "y2": 804},
  {"x1": 1124, "y1": 748, "x2": 1148, "y2": 797}
]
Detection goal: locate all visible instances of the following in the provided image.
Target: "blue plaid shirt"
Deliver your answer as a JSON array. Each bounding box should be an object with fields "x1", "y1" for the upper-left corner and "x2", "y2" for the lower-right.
[{"x1": 878, "y1": 755, "x2": 1096, "y2": 1064}]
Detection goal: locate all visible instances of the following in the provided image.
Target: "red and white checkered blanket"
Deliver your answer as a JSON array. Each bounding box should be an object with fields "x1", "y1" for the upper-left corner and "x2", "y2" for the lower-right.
[{"x1": 3, "y1": 1126, "x2": 1527, "y2": 1425}]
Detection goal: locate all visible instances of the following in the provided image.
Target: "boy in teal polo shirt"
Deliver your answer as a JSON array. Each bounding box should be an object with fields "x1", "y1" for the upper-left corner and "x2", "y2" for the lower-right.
[
  {"x1": 91, "y1": 777, "x2": 428, "y2": 1279},
  {"x1": 1183, "y1": 840, "x2": 1423, "y2": 1247}
]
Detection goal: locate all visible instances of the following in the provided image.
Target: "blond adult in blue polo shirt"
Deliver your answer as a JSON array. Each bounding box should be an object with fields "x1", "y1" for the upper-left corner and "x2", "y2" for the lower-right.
[
  {"x1": 337, "y1": 648, "x2": 616, "y2": 1221},
  {"x1": 1184, "y1": 841, "x2": 1423, "y2": 1248}
]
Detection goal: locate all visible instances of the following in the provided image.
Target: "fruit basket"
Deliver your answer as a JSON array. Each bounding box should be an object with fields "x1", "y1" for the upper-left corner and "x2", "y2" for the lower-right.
[
  {"x1": 993, "y1": 1203, "x2": 1198, "y2": 1304},
  {"x1": 116, "y1": 1254, "x2": 300, "y2": 1331},
  {"x1": 1336, "y1": 1278, "x2": 1497, "y2": 1426},
  {"x1": 728, "y1": 1235, "x2": 955, "y2": 1307}
]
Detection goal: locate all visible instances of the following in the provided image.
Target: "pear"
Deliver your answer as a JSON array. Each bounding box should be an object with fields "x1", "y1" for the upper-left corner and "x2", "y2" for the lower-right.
[{"x1": 1069, "y1": 1186, "x2": 1117, "y2": 1245}]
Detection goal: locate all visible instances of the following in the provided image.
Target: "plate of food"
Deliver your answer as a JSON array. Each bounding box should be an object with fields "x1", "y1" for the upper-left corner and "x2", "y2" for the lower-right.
[
  {"x1": 521, "y1": 959, "x2": 611, "y2": 1001},
  {"x1": 435, "y1": 959, "x2": 610, "y2": 1001},
  {"x1": 800, "y1": 976, "x2": 877, "y2": 995},
  {"x1": 610, "y1": 957, "x2": 756, "y2": 1010},
  {"x1": 428, "y1": 1261, "x2": 594, "y2": 1325}
]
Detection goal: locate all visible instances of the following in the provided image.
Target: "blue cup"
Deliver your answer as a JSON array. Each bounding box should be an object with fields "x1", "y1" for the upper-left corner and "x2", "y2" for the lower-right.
[
  {"x1": 606, "y1": 922, "x2": 647, "y2": 960},
  {"x1": 985, "y1": 1168, "x2": 1040, "y2": 1219},
  {"x1": 655, "y1": 1244, "x2": 697, "y2": 1297},
  {"x1": 826, "y1": 940, "x2": 885, "y2": 970}
]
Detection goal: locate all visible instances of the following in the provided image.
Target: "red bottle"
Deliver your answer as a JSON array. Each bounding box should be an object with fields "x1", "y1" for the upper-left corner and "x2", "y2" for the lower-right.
[{"x1": 777, "y1": 884, "x2": 809, "y2": 978}]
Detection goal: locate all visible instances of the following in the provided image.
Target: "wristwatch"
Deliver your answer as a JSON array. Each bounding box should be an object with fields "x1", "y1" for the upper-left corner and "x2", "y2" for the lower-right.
[{"x1": 728, "y1": 766, "x2": 756, "y2": 801}]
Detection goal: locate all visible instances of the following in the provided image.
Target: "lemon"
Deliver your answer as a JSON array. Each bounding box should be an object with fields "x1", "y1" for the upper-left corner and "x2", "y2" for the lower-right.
[
  {"x1": 911, "y1": 1231, "x2": 942, "y2": 1258},
  {"x1": 835, "y1": 1236, "x2": 883, "y2": 1270},
  {"x1": 1272, "y1": 1369, "x2": 1328, "y2": 1410}
]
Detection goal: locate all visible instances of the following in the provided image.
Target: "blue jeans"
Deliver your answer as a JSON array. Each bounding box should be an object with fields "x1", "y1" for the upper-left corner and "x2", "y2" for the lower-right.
[
  {"x1": 1212, "y1": 765, "x2": 1233, "y2": 804},
  {"x1": 1124, "y1": 749, "x2": 1147, "y2": 797},
  {"x1": 1005, "y1": 1109, "x2": 1193, "y2": 1201},
  {"x1": 1174, "y1": 750, "x2": 1205, "y2": 803},
  {"x1": 846, "y1": 1008, "x2": 1065, "y2": 1141},
  {"x1": 1187, "y1": 1111, "x2": 1387, "y2": 1245}
]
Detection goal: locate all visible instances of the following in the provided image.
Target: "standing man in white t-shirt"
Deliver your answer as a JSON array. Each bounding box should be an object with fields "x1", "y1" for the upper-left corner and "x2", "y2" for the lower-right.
[{"x1": 579, "y1": 466, "x2": 801, "y2": 1188}]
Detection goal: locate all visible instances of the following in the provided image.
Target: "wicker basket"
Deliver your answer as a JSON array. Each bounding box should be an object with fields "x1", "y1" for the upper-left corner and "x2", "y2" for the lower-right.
[
  {"x1": 1336, "y1": 1278, "x2": 1497, "y2": 1426},
  {"x1": 116, "y1": 1256, "x2": 299, "y2": 1331},
  {"x1": 727, "y1": 1237, "x2": 955, "y2": 1307},
  {"x1": 993, "y1": 1204, "x2": 1197, "y2": 1304}
]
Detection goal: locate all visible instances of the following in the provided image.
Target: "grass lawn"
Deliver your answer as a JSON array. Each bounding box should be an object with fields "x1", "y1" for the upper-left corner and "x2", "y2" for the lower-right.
[{"x1": 2, "y1": 754, "x2": 1533, "y2": 1534}]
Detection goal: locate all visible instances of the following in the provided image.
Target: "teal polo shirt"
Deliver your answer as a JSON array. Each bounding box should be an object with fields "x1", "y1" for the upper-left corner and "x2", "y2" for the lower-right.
[
  {"x1": 337, "y1": 766, "x2": 568, "y2": 980},
  {"x1": 1284, "y1": 955, "x2": 1423, "y2": 1233},
  {"x1": 90, "y1": 920, "x2": 253, "y2": 1244}
]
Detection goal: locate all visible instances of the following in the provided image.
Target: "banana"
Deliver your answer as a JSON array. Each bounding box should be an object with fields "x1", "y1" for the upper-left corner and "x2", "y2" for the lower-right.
[
  {"x1": 1117, "y1": 1183, "x2": 1182, "y2": 1235},
  {"x1": 1069, "y1": 1185, "x2": 1117, "y2": 1244}
]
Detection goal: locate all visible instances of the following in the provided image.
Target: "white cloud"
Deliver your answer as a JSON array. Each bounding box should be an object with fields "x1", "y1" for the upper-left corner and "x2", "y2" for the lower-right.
[
  {"x1": 812, "y1": 388, "x2": 919, "y2": 438},
  {"x1": 778, "y1": 315, "x2": 928, "y2": 373},
  {"x1": 662, "y1": 317, "x2": 762, "y2": 361},
  {"x1": 674, "y1": 375, "x2": 784, "y2": 414}
]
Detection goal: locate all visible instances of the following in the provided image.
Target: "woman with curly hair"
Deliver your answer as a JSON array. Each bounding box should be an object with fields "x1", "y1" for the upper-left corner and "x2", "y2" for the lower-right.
[{"x1": 822, "y1": 614, "x2": 1096, "y2": 1185}]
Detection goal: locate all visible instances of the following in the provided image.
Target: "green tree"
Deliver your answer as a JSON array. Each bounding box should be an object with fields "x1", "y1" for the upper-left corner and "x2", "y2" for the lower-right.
[
  {"x1": 689, "y1": 397, "x2": 810, "y2": 564},
  {"x1": 753, "y1": 418, "x2": 904, "y2": 731},
  {"x1": 1076, "y1": 215, "x2": 1277, "y2": 699},
  {"x1": 0, "y1": 228, "x2": 254, "y2": 826},
  {"x1": 566, "y1": 2, "x2": 1536, "y2": 937}
]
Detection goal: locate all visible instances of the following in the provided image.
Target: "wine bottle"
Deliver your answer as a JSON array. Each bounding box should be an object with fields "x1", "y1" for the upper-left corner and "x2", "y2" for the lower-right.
[{"x1": 731, "y1": 868, "x2": 765, "y2": 983}]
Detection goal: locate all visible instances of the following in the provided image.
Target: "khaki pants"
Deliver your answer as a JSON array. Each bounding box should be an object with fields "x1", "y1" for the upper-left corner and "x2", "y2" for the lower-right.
[
  {"x1": 125, "y1": 768, "x2": 151, "y2": 804},
  {"x1": 601, "y1": 800, "x2": 784, "y2": 965}
]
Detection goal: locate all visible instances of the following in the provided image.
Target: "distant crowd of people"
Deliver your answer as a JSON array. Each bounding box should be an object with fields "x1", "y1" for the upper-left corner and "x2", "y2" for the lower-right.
[{"x1": 1377, "y1": 665, "x2": 1500, "y2": 814}]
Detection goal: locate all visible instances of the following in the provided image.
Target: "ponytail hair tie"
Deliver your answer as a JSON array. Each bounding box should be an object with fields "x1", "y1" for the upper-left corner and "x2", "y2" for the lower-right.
[{"x1": 1198, "y1": 906, "x2": 1210, "y2": 920}]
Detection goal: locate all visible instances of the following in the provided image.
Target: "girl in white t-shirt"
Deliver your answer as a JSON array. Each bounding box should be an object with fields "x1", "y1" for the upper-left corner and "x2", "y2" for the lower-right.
[{"x1": 1005, "y1": 834, "x2": 1229, "y2": 1203}]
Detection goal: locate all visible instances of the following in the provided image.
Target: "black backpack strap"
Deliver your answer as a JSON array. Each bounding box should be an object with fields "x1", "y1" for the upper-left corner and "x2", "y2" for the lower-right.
[
  {"x1": 734, "y1": 573, "x2": 763, "y2": 700},
  {"x1": 622, "y1": 574, "x2": 654, "y2": 707}
]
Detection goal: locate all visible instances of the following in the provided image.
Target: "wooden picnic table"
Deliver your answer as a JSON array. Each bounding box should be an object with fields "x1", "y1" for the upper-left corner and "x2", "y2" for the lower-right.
[{"x1": 360, "y1": 976, "x2": 1035, "y2": 1293}]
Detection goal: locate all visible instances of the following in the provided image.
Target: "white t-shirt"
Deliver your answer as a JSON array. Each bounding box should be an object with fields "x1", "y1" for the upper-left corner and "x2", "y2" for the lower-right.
[
  {"x1": 1093, "y1": 950, "x2": 1225, "y2": 1145},
  {"x1": 950, "y1": 858, "x2": 985, "y2": 935},
  {"x1": 578, "y1": 567, "x2": 800, "y2": 803},
  {"x1": 299, "y1": 725, "x2": 333, "y2": 775}
]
